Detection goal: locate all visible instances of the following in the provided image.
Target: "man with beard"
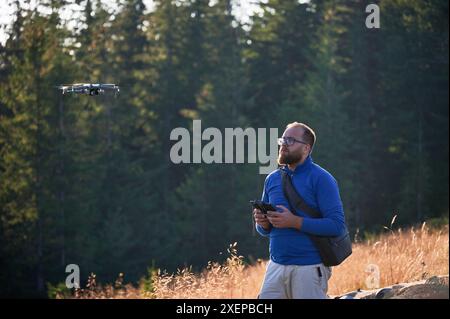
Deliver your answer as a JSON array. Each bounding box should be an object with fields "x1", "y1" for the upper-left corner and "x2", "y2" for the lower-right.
[{"x1": 253, "y1": 122, "x2": 347, "y2": 299}]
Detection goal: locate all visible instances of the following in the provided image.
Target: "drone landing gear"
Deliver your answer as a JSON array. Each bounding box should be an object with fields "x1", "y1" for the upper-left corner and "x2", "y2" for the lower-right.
[{"x1": 89, "y1": 89, "x2": 100, "y2": 96}]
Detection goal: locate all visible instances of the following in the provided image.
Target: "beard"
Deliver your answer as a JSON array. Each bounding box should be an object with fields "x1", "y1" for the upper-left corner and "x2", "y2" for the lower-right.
[{"x1": 278, "y1": 148, "x2": 304, "y2": 165}]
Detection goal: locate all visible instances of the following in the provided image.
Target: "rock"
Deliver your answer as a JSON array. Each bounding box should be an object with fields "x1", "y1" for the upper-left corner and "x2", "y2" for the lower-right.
[
  {"x1": 425, "y1": 275, "x2": 449, "y2": 286},
  {"x1": 334, "y1": 289, "x2": 362, "y2": 299},
  {"x1": 375, "y1": 288, "x2": 395, "y2": 299},
  {"x1": 392, "y1": 275, "x2": 449, "y2": 299},
  {"x1": 391, "y1": 284, "x2": 405, "y2": 290},
  {"x1": 392, "y1": 283, "x2": 449, "y2": 299},
  {"x1": 336, "y1": 275, "x2": 449, "y2": 299}
]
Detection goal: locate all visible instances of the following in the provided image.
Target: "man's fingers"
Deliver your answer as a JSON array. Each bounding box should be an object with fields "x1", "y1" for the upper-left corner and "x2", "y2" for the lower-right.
[
  {"x1": 267, "y1": 212, "x2": 281, "y2": 218},
  {"x1": 253, "y1": 208, "x2": 262, "y2": 214},
  {"x1": 255, "y1": 218, "x2": 270, "y2": 226},
  {"x1": 254, "y1": 211, "x2": 266, "y2": 217},
  {"x1": 254, "y1": 211, "x2": 269, "y2": 224},
  {"x1": 255, "y1": 216, "x2": 267, "y2": 222}
]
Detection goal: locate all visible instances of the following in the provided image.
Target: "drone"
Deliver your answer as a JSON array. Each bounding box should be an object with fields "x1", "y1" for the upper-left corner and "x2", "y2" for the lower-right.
[{"x1": 57, "y1": 83, "x2": 120, "y2": 96}]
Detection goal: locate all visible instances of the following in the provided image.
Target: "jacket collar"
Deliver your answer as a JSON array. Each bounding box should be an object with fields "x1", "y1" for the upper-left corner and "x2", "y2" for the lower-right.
[{"x1": 280, "y1": 155, "x2": 313, "y2": 174}]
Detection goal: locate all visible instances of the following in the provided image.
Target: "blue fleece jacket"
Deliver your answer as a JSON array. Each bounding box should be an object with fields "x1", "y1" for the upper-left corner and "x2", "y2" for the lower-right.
[{"x1": 256, "y1": 155, "x2": 347, "y2": 265}]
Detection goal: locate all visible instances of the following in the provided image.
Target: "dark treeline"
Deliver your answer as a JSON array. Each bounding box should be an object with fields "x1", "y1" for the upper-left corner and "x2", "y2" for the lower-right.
[{"x1": 0, "y1": 0, "x2": 448, "y2": 297}]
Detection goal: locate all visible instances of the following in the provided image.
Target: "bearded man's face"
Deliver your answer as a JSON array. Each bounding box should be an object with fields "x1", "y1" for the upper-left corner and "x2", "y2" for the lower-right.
[{"x1": 277, "y1": 127, "x2": 308, "y2": 166}]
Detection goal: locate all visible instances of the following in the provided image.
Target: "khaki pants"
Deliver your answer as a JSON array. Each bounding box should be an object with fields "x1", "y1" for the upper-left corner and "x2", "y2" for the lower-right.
[{"x1": 258, "y1": 260, "x2": 332, "y2": 299}]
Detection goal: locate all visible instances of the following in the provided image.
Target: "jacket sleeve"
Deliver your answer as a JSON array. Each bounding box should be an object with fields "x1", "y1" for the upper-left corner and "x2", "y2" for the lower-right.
[
  {"x1": 256, "y1": 177, "x2": 272, "y2": 237},
  {"x1": 300, "y1": 173, "x2": 346, "y2": 237}
]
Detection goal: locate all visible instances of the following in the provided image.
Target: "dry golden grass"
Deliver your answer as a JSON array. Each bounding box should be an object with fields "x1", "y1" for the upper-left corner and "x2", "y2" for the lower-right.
[
  {"x1": 328, "y1": 222, "x2": 449, "y2": 296},
  {"x1": 147, "y1": 242, "x2": 266, "y2": 299},
  {"x1": 69, "y1": 223, "x2": 448, "y2": 299}
]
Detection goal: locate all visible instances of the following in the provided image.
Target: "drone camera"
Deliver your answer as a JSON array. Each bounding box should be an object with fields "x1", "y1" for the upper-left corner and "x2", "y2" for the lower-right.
[{"x1": 89, "y1": 88, "x2": 100, "y2": 96}]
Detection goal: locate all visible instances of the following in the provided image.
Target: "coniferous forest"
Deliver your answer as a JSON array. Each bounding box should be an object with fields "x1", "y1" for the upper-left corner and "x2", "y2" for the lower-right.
[{"x1": 0, "y1": 0, "x2": 448, "y2": 297}]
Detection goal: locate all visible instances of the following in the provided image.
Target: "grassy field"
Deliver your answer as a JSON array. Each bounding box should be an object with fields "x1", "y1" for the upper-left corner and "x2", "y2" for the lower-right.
[{"x1": 67, "y1": 222, "x2": 449, "y2": 299}]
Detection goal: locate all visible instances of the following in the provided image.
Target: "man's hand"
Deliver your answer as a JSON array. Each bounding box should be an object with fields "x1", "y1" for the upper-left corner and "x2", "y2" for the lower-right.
[
  {"x1": 253, "y1": 208, "x2": 271, "y2": 231},
  {"x1": 267, "y1": 205, "x2": 303, "y2": 230}
]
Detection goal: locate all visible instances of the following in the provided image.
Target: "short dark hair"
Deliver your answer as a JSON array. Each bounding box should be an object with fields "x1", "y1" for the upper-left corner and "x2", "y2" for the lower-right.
[{"x1": 286, "y1": 122, "x2": 316, "y2": 152}]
